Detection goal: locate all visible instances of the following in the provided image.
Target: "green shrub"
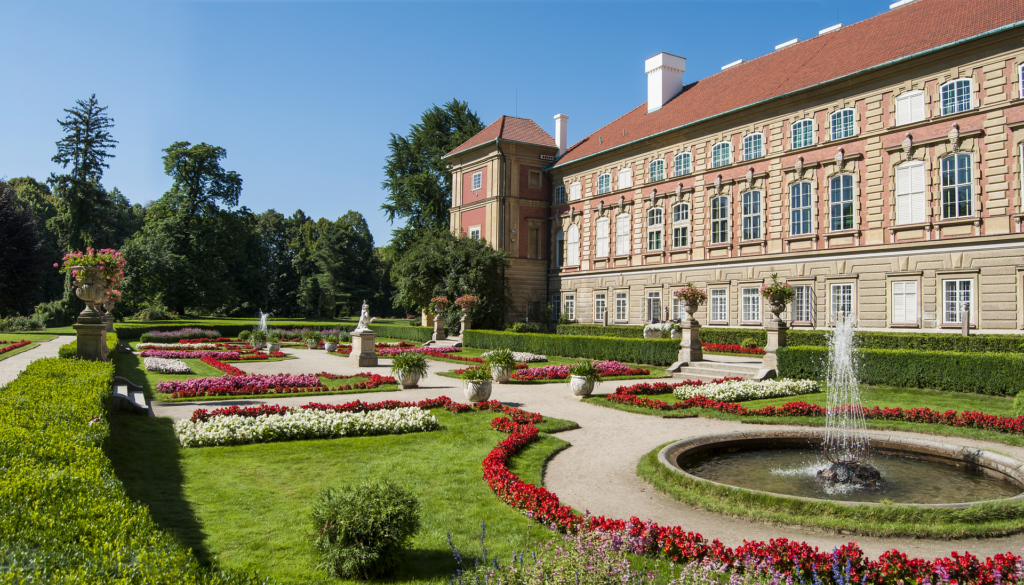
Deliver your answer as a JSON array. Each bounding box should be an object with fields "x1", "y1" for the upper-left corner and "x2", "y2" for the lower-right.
[
  {"x1": 465, "y1": 330, "x2": 679, "y2": 366},
  {"x1": 0, "y1": 358, "x2": 259, "y2": 583},
  {"x1": 58, "y1": 333, "x2": 119, "y2": 359},
  {"x1": 133, "y1": 300, "x2": 179, "y2": 321},
  {"x1": 238, "y1": 330, "x2": 251, "y2": 340},
  {"x1": 777, "y1": 346, "x2": 1024, "y2": 395},
  {"x1": 506, "y1": 322, "x2": 541, "y2": 333},
  {"x1": 740, "y1": 337, "x2": 759, "y2": 349},
  {"x1": 309, "y1": 479, "x2": 421, "y2": 579},
  {"x1": 0, "y1": 314, "x2": 45, "y2": 332},
  {"x1": 1014, "y1": 392, "x2": 1024, "y2": 418},
  {"x1": 556, "y1": 324, "x2": 644, "y2": 338},
  {"x1": 367, "y1": 323, "x2": 433, "y2": 343}
]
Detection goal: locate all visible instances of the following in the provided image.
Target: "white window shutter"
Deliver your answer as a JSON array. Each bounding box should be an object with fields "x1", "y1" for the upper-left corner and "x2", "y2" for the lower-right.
[
  {"x1": 910, "y1": 92, "x2": 925, "y2": 123},
  {"x1": 895, "y1": 94, "x2": 910, "y2": 126},
  {"x1": 895, "y1": 166, "x2": 911, "y2": 225},
  {"x1": 892, "y1": 282, "x2": 906, "y2": 323},
  {"x1": 910, "y1": 163, "x2": 926, "y2": 224},
  {"x1": 905, "y1": 281, "x2": 918, "y2": 322}
]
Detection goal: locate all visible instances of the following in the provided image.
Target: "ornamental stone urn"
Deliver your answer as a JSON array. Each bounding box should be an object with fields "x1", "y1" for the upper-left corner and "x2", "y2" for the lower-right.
[
  {"x1": 396, "y1": 370, "x2": 420, "y2": 389},
  {"x1": 491, "y1": 366, "x2": 513, "y2": 384},
  {"x1": 769, "y1": 299, "x2": 788, "y2": 322},
  {"x1": 463, "y1": 380, "x2": 492, "y2": 402},
  {"x1": 71, "y1": 266, "x2": 109, "y2": 361},
  {"x1": 102, "y1": 300, "x2": 115, "y2": 333},
  {"x1": 643, "y1": 327, "x2": 663, "y2": 339},
  {"x1": 268, "y1": 342, "x2": 281, "y2": 353},
  {"x1": 569, "y1": 375, "x2": 594, "y2": 398},
  {"x1": 324, "y1": 340, "x2": 338, "y2": 352}
]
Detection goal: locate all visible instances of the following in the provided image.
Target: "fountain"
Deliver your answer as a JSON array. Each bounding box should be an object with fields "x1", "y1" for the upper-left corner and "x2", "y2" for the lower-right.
[{"x1": 258, "y1": 309, "x2": 272, "y2": 333}]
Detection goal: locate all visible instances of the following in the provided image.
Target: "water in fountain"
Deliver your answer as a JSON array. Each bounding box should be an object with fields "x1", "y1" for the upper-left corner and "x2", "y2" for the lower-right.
[
  {"x1": 258, "y1": 309, "x2": 272, "y2": 333},
  {"x1": 818, "y1": 313, "x2": 881, "y2": 487}
]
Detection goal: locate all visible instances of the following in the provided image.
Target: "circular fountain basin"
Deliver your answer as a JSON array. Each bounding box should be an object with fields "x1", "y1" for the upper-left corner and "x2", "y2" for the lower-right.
[{"x1": 659, "y1": 430, "x2": 1024, "y2": 508}]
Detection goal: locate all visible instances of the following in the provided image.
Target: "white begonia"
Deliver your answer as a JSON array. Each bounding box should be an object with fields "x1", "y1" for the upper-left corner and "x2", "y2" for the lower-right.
[
  {"x1": 144, "y1": 357, "x2": 193, "y2": 375},
  {"x1": 174, "y1": 407, "x2": 440, "y2": 448},
  {"x1": 480, "y1": 351, "x2": 547, "y2": 363},
  {"x1": 673, "y1": 378, "x2": 818, "y2": 402}
]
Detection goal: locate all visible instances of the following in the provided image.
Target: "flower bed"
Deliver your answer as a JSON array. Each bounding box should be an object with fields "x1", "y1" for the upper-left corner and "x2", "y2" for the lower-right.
[
  {"x1": 510, "y1": 361, "x2": 649, "y2": 381},
  {"x1": 138, "y1": 343, "x2": 219, "y2": 350},
  {"x1": 0, "y1": 339, "x2": 31, "y2": 355},
  {"x1": 481, "y1": 350, "x2": 547, "y2": 363},
  {"x1": 140, "y1": 349, "x2": 284, "y2": 360},
  {"x1": 177, "y1": 337, "x2": 235, "y2": 344},
  {"x1": 701, "y1": 342, "x2": 765, "y2": 356},
  {"x1": 200, "y1": 356, "x2": 246, "y2": 376},
  {"x1": 139, "y1": 328, "x2": 221, "y2": 343},
  {"x1": 318, "y1": 371, "x2": 398, "y2": 391},
  {"x1": 157, "y1": 373, "x2": 323, "y2": 399},
  {"x1": 377, "y1": 345, "x2": 461, "y2": 356},
  {"x1": 673, "y1": 378, "x2": 818, "y2": 402},
  {"x1": 143, "y1": 357, "x2": 193, "y2": 374}
]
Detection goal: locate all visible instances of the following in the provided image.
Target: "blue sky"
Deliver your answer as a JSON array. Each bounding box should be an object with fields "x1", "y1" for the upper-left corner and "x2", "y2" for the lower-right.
[{"x1": 1, "y1": 1, "x2": 896, "y2": 246}]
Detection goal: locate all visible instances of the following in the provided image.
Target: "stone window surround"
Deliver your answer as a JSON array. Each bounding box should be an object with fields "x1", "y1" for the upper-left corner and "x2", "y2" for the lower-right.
[
  {"x1": 738, "y1": 280, "x2": 764, "y2": 326},
  {"x1": 613, "y1": 289, "x2": 629, "y2": 323},
  {"x1": 885, "y1": 271, "x2": 924, "y2": 328},
  {"x1": 824, "y1": 274, "x2": 858, "y2": 325},
  {"x1": 593, "y1": 289, "x2": 608, "y2": 323},
  {"x1": 707, "y1": 282, "x2": 730, "y2": 325},
  {"x1": 786, "y1": 276, "x2": 816, "y2": 327},
  {"x1": 937, "y1": 268, "x2": 980, "y2": 328},
  {"x1": 468, "y1": 225, "x2": 482, "y2": 240}
]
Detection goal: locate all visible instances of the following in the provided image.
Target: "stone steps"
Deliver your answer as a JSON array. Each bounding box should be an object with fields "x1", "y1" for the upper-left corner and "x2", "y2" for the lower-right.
[
  {"x1": 113, "y1": 376, "x2": 152, "y2": 416},
  {"x1": 673, "y1": 360, "x2": 765, "y2": 382}
]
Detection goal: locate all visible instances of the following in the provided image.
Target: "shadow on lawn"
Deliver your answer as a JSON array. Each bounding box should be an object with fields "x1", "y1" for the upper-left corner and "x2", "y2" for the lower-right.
[
  {"x1": 113, "y1": 352, "x2": 154, "y2": 399},
  {"x1": 106, "y1": 413, "x2": 213, "y2": 565}
]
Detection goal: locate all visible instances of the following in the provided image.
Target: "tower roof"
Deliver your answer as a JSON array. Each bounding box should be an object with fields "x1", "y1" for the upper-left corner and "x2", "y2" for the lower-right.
[{"x1": 444, "y1": 115, "x2": 556, "y2": 159}]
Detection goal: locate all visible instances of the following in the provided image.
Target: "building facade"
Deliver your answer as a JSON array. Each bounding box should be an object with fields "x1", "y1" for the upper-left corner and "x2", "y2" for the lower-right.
[{"x1": 445, "y1": 0, "x2": 1024, "y2": 333}]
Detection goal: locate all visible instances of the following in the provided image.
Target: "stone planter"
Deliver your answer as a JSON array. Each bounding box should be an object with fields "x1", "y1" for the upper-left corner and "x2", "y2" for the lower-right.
[
  {"x1": 306, "y1": 340, "x2": 318, "y2": 350},
  {"x1": 570, "y1": 375, "x2": 595, "y2": 398},
  {"x1": 324, "y1": 341, "x2": 338, "y2": 352},
  {"x1": 685, "y1": 303, "x2": 699, "y2": 318},
  {"x1": 644, "y1": 329, "x2": 663, "y2": 339},
  {"x1": 491, "y1": 366, "x2": 513, "y2": 383},
  {"x1": 670, "y1": 328, "x2": 682, "y2": 339},
  {"x1": 74, "y1": 266, "x2": 107, "y2": 318},
  {"x1": 251, "y1": 341, "x2": 266, "y2": 351},
  {"x1": 769, "y1": 299, "x2": 788, "y2": 321},
  {"x1": 396, "y1": 370, "x2": 421, "y2": 389},
  {"x1": 463, "y1": 380, "x2": 492, "y2": 403},
  {"x1": 268, "y1": 342, "x2": 281, "y2": 353}
]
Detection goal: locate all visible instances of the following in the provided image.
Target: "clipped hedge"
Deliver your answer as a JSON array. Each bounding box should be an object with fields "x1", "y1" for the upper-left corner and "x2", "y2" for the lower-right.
[
  {"x1": 0, "y1": 358, "x2": 260, "y2": 583},
  {"x1": 777, "y1": 345, "x2": 1024, "y2": 396},
  {"x1": 464, "y1": 330, "x2": 679, "y2": 366},
  {"x1": 58, "y1": 333, "x2": 119, "y2": 359},
  {"x1": 367, "y1": 323, "x2": 434, "y2": 343},
  {"x1": 555, "y1": 324, "x2": 645, "y2": 339}
]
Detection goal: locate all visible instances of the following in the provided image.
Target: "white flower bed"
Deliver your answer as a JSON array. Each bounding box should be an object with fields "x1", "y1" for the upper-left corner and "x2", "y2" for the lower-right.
[
  {"x1": 144, "y1": 357, "x2": 193, "y2": 375},
  {"x1": 673, "y1": 378, "x2": 818, "y2": 402},
  {"x1": 643, "y1": 322, "x2": 673, "y2": 333},
  {"x1": 138, "y1": 343, "x2": 218, "y2": 350},
  {"x1": 481, "y1": 350, "x2": 547, "y2": 363},
  {"x1": 174, "y1": 407, "x2": 440, "y2": 448}
]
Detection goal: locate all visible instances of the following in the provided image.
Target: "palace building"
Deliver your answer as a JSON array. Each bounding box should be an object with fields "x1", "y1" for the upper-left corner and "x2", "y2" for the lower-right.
[{"x1": 443, "y1": 0, "x2": 1024, "y2": 333}]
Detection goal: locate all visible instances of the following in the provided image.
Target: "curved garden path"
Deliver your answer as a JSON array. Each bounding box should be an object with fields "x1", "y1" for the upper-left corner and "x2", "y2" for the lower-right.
[
  {"x1": 144, "y1": 346, "x2": 1024, "y2": 560},
  {"x1": 0, "y1": 337, "x2": 67, "y2": 386}
]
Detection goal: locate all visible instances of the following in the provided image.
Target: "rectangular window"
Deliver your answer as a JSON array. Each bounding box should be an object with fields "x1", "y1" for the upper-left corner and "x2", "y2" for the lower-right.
[
  {"x1": 830, "y1": 283, "x2": 853, "y2": 321},
  {"x1": 792, "y1": 285, "x2": 813, "y2": 323},
  {"x1": 594, "y1": 293, "x2": 607, "y2": 322},
  {"x1": 742, "y1": 191, "x2": 761, "y2": 240},
  {"x1": 830, "y1": 109, "x2": 855, "y2": 140},
  {"x1": 895, "y1": 162, "x2": 926, "y2": 225},
  {"x1": 743, "y1": 134, "x2": 763, "y2": 161},
  {"x1": 563, "y1": 295, "x2": 575, "y2": 322},
  {"x1": 895, "y1": 91, "x2": 926, "y2": 126},
  {"x1": 941, "y1": 154, "x2": 973, "y2": 219},
  {"x1": 597, "y1": 174, "x2": 611, "y2": 194},
  {"x1": 710, "y1": 288, "x2": 728, "y2": 323},
  {"x1": 790, "y1": 182, "x2": 813, "y2": 235},
  {"x1": 646, "y1": 291, "x2": 662, "y2": 322},
  {"x1": 672, "y1": 297, "x2": 686, "y2": 320},
  {"x1": 711, "y1": 196, "x2": 729, "y2": 244},
  {"x1": 672, "y1": 225, "x2": 688, "y2": 248},
  {"x1": 830, "y1": 175, "x2": 854, "y2": 231},
  {"x1": 892, "y1": 280, "x2": 918, "y2": 325},
  {"x1": 553, "y1": 185, "x2": 566, "y2": 205},
  {"x1": 649, "y1": 160, "x2": 665, "y2": 182},
  {"x1": 595, "y1": 218, "x2": 609, "y2": 257},
  {"x1": 551, "y1": 295, "x2": 561, "y2": 321},
  {"x1": 647, "y1": 229, "x2": 663, "y2": 251},
  {"x1": 941, "y1": 80, "x2": 972, "y2": 116},
  {"x1": 618, "y1": 168, "x2": 632, "y2": 189},
  {"x1": 943, "y1": 279, "x2": 973, "y2": 324},
  {"x1": 472, "y1": 172, "x2": 482, "y2": 191},
  {"x1": 615, "y1": 214, "x2": 630, "y2": 255},
  {"x1": 792, "y1": 119, "x2": 814, "y2": 149},
  {"x1": 742, "y1": 287, "x2": 760, "y2": 323},
  {"x1": 469, "y1": 226, "x2": 481, "y2": 240},
  {"x1": 615, "y1": 292, "x2": 628, "y2": 321},
  {"x1": 569, "y1": 182, "x2": 581, "y2": 201}
]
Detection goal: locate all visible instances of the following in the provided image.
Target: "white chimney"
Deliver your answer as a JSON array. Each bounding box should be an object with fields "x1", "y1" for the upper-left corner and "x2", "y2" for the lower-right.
[
  {"x1": 554, "y1": 113, "x2": 569, "y2": 157},
  {"x1": 645, "y1": 52, "x2": 686, "y2": 113}
]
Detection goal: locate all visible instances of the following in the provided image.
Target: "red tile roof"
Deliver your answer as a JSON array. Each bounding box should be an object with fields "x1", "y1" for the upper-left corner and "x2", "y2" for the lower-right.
[
  {"x1": 554, "y1": 0, "x2": 1024, "y2": 168},
  {"x1": 445, "y1": 115, "x2": 556, "y2": 158}
]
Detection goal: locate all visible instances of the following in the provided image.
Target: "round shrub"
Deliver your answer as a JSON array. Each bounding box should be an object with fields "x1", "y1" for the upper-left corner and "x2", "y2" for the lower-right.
[
  {"x1": 238, "y1": 330, "x2": 250, "y2": 341},
  {"x1": 1015, "y1": 392, "x2": 1024, "y2": 418},
  {"x1": 740, "y1": 337, "x2": 759, "y2": 349},
  {"x1": 309, "y1": 479, "x2": 421, "y2": 579}
]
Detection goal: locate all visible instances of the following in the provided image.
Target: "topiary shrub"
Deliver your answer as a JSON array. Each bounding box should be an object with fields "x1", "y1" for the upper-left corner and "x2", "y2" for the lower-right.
[
  {"x1": 237, "y1": 330, "x2": 250, "y2": 341},
  {"x1": 740, "y1": 337, "x2": 759, "y2": 349},
  {"x1": 309, "y1": 479, "x2": 421, "y2": 579}
]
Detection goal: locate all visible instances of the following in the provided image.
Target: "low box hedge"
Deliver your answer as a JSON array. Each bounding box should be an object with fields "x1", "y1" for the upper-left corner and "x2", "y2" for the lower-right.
[
  {"x1": 58, "y1": 333, "x2": 119, "y2": 359},
  {"x1": 0, "y1": 357, "x2": 259, "y2": 582},
  {"x1": 555, "y1": 324, "x2": 645, "y2": 338},
  {"x1": 777, "y1": 345, "x2": 1024, "y2": 396},
  {"x1": 464, "y1": 329, "x2": 679, "y2": 366},
  {"x1": 366, "y1": 323, "x2": 434, "y2": 343}
]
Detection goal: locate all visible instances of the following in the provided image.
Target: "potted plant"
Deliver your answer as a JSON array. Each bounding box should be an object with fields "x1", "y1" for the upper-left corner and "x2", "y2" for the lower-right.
[
  {"x1": 454, "y1": 295, "x2": 478, "y2": 312},
  {"x1": 568, "y1": 361, "x2": 600, "y2": 398},
  {"x1": 760, "y1": 273, "x2": 795, "y2": 320},
  {"x1": 670, "y1": 322, "x2": 683, "y2": 339},
  {"x1": 324, "y1": 334, "x2": 339, "y2": 352},
  {"x1": 267, "y1": 330, "x2": 281, "y2": 353},
  {"x1": 430, "y1": 296, "x2": 450, "y2": 315},
  {"x1": 485, "y1": 348, "x2": 516, "y2": 383},
  {"x1": 249, "y1": 328, "x2": 268, "y2": 350},
  {"x1": 673, "y1": 283, "x2": 709, "y2": 320},
  {"x1": 462, "y1": 366, "x2": 492, "y2": 403},
  {"x1": 390, "y1": 351, "x2": 428, "y2": 389},
  {"x1": 643, "y1": 322, "x2": 672, "y2": 339},
  {"x1": 303, "y1": 329, "x2": 323, "y2": 349}
]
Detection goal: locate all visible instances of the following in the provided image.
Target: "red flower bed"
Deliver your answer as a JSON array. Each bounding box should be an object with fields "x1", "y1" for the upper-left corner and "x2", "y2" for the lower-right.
[
  {"x1": 178, "y1": 337, "x2": 234, "y2": 344},
  {"x1": 200, "y1": 356, "x2": 246, "y2": 376},
  {"x1": 317, "y1": 372, "x2": 397, "y2": 391},
  {"x1": 701, "y1": 342, "x2": 765, "y2": 355},
  {"x1": 0, "y1": 340, "x2": 31, "y2": 355},
  {"x1": 231, "y1": 351, "x2": 286, "y2": 360}
]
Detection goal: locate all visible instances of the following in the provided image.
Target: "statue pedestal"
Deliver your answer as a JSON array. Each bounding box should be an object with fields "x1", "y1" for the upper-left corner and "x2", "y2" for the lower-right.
[
  {"x1": 756, "y1": 318, "x2": 787, "y2": 380},
  {"x1": 432, "y1": 318, "x2": 447, "y2": 342},
  {"x1": 104, "y1": 313, "x2": 115, "y2": 333},
  {"x1": 349, "y1": 331, "x2": 378, "y2": 367},
  {"x1": 73, "y1": 316, "x2": 108, "y2": 362},
  {"x1": 459, "y1": 309, "x2": 471, "y2": 338},
  {"x1": 668, "y1": 317, "x2": 703, "y2": 372}
]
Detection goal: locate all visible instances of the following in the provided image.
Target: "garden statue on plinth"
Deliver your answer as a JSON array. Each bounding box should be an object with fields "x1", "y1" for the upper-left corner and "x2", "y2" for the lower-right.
[
  {"x1": 667, "y1": 283, "x2": 707, "y2": 372},
  {"x1": 454, "y1": 295, "x2": 478, "y2": 338},
  {"x1": 349, "y1": 300, "x2": 378, "y2": 367},
  {"x1": 62, "y1": 248, "x2": 125, "y2": 362},
  {"x1": 757, "y1": 274, "x2": 793, "y2": 380},
  {"x1": 429, "y1": 296, "x2": 449, "y2": 342}
]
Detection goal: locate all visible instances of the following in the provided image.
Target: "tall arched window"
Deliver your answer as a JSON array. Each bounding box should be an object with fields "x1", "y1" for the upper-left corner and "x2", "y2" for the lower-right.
[
  {"x1": 790, "y1": 181, "x2": 813, "y2": 235},
  {"x1": 647, "y1": 207, "x2": 663, "y2": 251},
  {"x1": 671, "y1": 202, "x2": 689, "y2": 248},
  {"x1": 555, "y1": 230, "x2": 565, "y2": 267},
  {"x1": 941, "y1": 153, "x2": 973, "y2": 219},
  {"x1": 649, "y1": 159, "x2": 665, "y2": 182},
  {"x1": 674, "y1": 153, "x2": 691, "y2": 176},
  {"x1": 710, "y1": 196, "x2": 729, "y2": 244},
  {"x1": 595, "y1": 217, "x2": 610, "y2": 257},
  {"x1": 791, "y1": 119, "x2": 814, "y2": 149},
  {"x1": 829, "y1": 175, "x2": 854, "y2": 231},
  {"x1": 597, "y1": 173, "x2": 611, "y2": 194},
  {"x1": 566, "y1": 224, "x2": 580, "y2": 266},
  {"x1": 615, "y1": 213, "x2": 630, "y2": 255},
  {"x1": 830, "y1": 109, "x2": 855, "y2": 140},
  {"x1": 741, "y1": 190, "x2": 762, "y2": 240},
  {"x1": 712, "y1": 142, "x2": 731, "y2": 168},
  {"x1": 743, "y1": 134, "x2": 764, "y2": 161},
  {"x1": 940, "y1": 79, "x2": 972, "y2": 115}
]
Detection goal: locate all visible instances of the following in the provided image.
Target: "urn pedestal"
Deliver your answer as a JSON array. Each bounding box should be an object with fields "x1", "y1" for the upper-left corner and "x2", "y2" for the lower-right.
[
  {"x1": 757, "y1": 306, "x2": 788, "y2": 380},
  {"x1": 431, "y1": 306, "x2": 447, "y2": 342},
  {"x1": 668, "y1": 304, "x2": 703, "y2": 372},
  {"x1": 72, "y1": 266, "x2": 109, "y2": 362},
  {"x1": 103, "y1": 301, "x2": 115, "y2": 333},
  {"x1": 349, "y1": 331, "x2": 378, "y2": 367},
  {"x1": 459, "y1": 308, "x2": 472, "y2": 337}
]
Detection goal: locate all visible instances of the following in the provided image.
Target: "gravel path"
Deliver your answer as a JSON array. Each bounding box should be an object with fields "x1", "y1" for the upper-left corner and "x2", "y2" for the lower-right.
[
  {"x1": 0, "y1": 337, "x2": 67, "y2": 386},
  {"x1": 150, "y1": 346, "x2": 1024, "y2": 560}
]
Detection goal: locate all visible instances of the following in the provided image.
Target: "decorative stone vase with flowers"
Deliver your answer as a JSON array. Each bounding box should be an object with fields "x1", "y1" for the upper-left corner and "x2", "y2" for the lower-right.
[
  {"x1": 324, "y1": 335, "x2": 339, "y2": 353},
  {"x1": 267, "y1": 331, "x2": 281, "y2": 353},
  {"x1": 669, "y1": 283, "x2": 709, "y2": 369},
  {"x1": 303, "y1": 329, "x2": 323, "y2": 350},
  {"x1": 390, "y1": 351, "x2": 429, "y2": 389},
  {"x1": 462, "y1": 365, "x2": 492, "y2": 402},
  {"x1": 455, "y1": 295, "x2": 478, "y2": 336},
  {"x1": 759, "y1": 274, "x2": 795, "y2": 321},
  {"x1": 485, "y1": 348, "x2": 516, "y2": 383},
  {"x1": 60, "y1": 248, "x2": 126, "y2": 361},
  {"x1": 429, "y1": 296, "x2": 450, "y2": 341},
  {"x1": 568, "y1": 360, "x2": 600, "y2": 398}
]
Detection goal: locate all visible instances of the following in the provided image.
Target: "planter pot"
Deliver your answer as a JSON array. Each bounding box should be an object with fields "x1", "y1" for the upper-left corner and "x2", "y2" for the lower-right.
[
  {"x1": 685, "y1": 303, "x2": 699, "y2": 318},
  {"x1": 251, "y1": 341, "x2": 266, "y2": 350},
  {"x1": 396, "y1": 370, "x2": 421, "y2": 389},
  {"x1": 72, "y1": 266, "x2": 107, "y2": 318},
  {"x1": 670, "y1": 329, "x2": 682, "y2": 339},
  {"x1": 324, "y1": 342, "x2": 338, "y2": 352},
  {"x1": 306, "y1": 341, "x2": 318, "y2": 349},
  {"x1": 268, "y1": 343, "x2": 281, "y2": 353},
  {"x1": 570, "y1": 375, "x2": 595, "y2": 398},
  {"x1": 769, "y1": 300, "x2": 787, "y2": 320},
  {"x1": 491, "y1": 366, "x2": 513, "y2": 383},
  {"x1": 644, "y1": 329, "x2": 663, "y2": 339},
  {"x1": 463, "y1": 380, "x2": 492, "y2": 403}
]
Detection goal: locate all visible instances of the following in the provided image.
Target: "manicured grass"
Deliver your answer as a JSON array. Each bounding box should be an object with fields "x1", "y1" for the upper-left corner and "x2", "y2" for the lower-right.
[
  {"x1": 431, "y1": 347, "x2": 670, "y2": 383},
  {"x1": 114, "y1": 353, "x2": 226, "y2": 400},
  {"x1": 107, "y1": 408, "x2": 576, "y2": 584},
  {"x1": 637, "y1": 442, "x2": 1024, "y2": 539},
  {"x1": 0, "y1": 342, "x2": 39, "y2": 361},
  {"x1": 0, "y1": 333, "x2": 58, "y2": 342}
]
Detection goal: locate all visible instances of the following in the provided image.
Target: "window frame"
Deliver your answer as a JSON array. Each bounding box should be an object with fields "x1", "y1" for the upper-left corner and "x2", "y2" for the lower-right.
[
  {"x1": 709, "y1": 288, "x2": 728, "y2": 323},
  {"x1": 711, "y1": 142, "x2": 731, "y2": 168},
  {"x1": 829, "y1": 282, "x2": 854, "y2": 323},
  {"x1": 566, "y1": 224, "x2": 580, "y2": 266},
  {"x1": 741, "y1": 190, "x2": 762, "y2": 241},
  {"x1": 551, "y1": 295, "x2": 561, "y2": 321},
  {"x1": 468, "y1": 226, "x2": 481, "y2": 240},
  {"x1": 671, "y1": 202, "x2": 689, "y2": 248},
  {"x1": 596, "y1": 173, "x2": 611, "y2": 195},
  {"x1": 792, "y1": 284, "x2": 814, "y2": 325},
  {"x1": 940, "y1": 153, "x2": 974, "y2": 219},
  {"x1": 741, "y1": 287, "x2": 761, "y2": 324},
  {"x1": 649, "y1": 159, "x2": 665, "y2": 183},
  {"x1": 594, "y1": 292, "x2": 607, "y2": 322},
  {"x1": 646, "y1": 291, "x2": 662, "y2": 322},
  {"x1": 895, "y1": 90, "x2": 926, "y2": 126},
  {"x1": 554, "y1": 230, "x2": 564, "y2": 268},
  {"x1": 891, "y1": 280, "x2": 919, "y2": 326},
  {"x1": 553, "y1": 185, "x2": 566, "y2": 205},
  {"x1": 563, "y1": 294, "x2": 576, "y2": 322},
  {"x1": 618, "y1": 167, "x2": 633, "y2": 189},
  {"x1": 791, "y1": 119, "x2": 814, "y2": 150},
  {"x1": 595, "y1": 216, "x2": 610, "y2": 258},
  {"x1": 830, "y1": 108, "x2": 856, "y2": 140},
  {"x1": 743, "y1": 133, "x2": 764, "y2": 161},
  {"x1": 672, "y1": 296, "x2": 686, "y2": 320},
  {"x1": 942, "y1": 278, "x2": 974, "y2": 325},
  {"x1": 895, "y1": 161, "x2": 927, "y2": 225},
  {"x1": 472, "y1": 171, "x2": 482, "y2": 191},
  {"x1": 940, "y1": 78, "x2": 973, "y2": 116},
  {"x1": 569, "y1": 182, "x2": 582, "y2": 201},
  {"x1": 614, "y1": 291, "x2": 628, "y2": 322},
  {"x1": 710, "y1": 195, "x2": 730, "y2": 244},
  {"x1": 646, "y1": 207, "x2": 664, "y2": 252},
  {"x1": 674, "y1": 152, "x2": 691, "y2": 176},
  {"x1": 789, "y1": 181, "x2": 813, "y2": 236},
  {"x1": 614, "y1": 213, "x2": 631, "y2": 256},
  {"x1": 829, "y1": 174, "x2": 855, "y2": 232}
]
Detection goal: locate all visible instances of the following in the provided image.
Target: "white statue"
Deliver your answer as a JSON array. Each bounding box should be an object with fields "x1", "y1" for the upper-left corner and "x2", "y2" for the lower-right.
[{"x1": 354, "y1": 300, "x2": 373, "y2": 332}]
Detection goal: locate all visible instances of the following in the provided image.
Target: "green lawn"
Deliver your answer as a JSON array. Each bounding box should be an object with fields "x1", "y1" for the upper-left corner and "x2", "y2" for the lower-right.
[
  {"x1": 106, "y1": 408, "x2": 577, "y2": 584},
  {"x1": 0, "y1": 333, "x2": 59, "y2": 361},
  {"x1": 429, "y1": 347, "x2": 670, "y2": 383},
  {"x1": 0, "y1": 342, "x2": 39, "y2": 361}
]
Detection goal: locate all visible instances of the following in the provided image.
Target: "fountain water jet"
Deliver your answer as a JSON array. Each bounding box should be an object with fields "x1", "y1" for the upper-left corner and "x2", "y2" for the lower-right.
[{"x1": 258, "y1": 309, "x2": 272, "y2": 334}]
